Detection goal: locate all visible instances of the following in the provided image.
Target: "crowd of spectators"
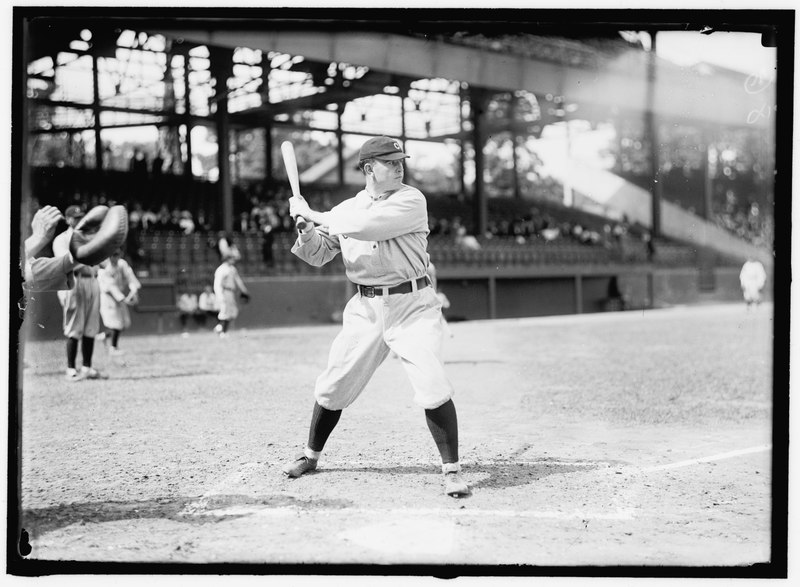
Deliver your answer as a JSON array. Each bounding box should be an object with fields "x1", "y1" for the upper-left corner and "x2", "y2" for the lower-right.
[
  {"x1": 712, "y1": 194, "x2": 773, "y2": 249},
  {"x1": 40, "y1": 174, "x2": 770, "y2": 279},
  {"x1": 123, "y1": 185, "x2": 335, "y2": 237},
  {"x1": 428, "y1": 206, "x2": 635, "y2": 251}
]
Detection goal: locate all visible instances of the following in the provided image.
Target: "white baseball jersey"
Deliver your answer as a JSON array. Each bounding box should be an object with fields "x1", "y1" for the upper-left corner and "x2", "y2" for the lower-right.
[
  {"x1": 97, "y1": 258, "x2": 141, "y2": 330},
  {"x1": 292, "y1": 183, "x2": 453, "y2": 410},
  {"x1": 739, "y1": 260, "x2": 767, "y2": 302},
  {"x1": 214, "y1": 262, "x2": 246, "y2": 321}
]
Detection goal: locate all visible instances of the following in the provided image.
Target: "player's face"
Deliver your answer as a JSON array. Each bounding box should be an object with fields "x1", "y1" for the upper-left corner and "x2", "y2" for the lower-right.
[{"x1": 369, "y1": 158, "x2": 404, "y2": 189}]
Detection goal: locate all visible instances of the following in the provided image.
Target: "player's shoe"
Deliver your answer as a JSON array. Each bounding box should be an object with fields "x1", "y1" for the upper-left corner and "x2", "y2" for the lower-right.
[
  {"x1": 444, "y1": 471, "x2": 470, "y2": 498},
  {"x1": 81, "y1": 367, "x2": 108, "y2": 380},
  {"x1": 213, "y1": 324, "x2": 223, "y2": 334},
  {"x1": 65, "y1": 368, "x2": 83, "y2": 382},
  {"x1": 282, "y1": 455, "x2": 318, "y2": 478},
  {"x1": 109, "y1": 347, "x2": 124, "y2": 356}
]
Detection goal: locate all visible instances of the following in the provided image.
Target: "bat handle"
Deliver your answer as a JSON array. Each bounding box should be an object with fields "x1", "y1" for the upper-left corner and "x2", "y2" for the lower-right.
[{"x1": 295, "y1": 215, "x2": 309, "y2": 230}]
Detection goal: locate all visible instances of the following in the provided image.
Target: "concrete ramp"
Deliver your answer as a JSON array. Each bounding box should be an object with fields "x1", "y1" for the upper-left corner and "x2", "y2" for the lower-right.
[{"x1": 530, "y1": 136, "x2": 771, "y2": 266}]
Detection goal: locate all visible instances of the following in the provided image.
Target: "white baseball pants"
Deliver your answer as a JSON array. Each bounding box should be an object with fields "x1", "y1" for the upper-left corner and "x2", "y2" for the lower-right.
[{"x1": 314, "y1": 285, "x2": 454, "y2": 410}]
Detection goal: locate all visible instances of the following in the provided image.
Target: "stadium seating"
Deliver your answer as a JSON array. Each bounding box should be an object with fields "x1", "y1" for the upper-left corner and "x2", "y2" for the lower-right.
[{"x1": 135, "y1": 225, "x2": 704, "y2": 291}]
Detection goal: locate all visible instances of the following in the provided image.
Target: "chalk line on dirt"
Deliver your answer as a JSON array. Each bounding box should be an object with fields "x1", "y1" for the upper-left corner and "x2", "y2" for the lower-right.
[
  {"x1": 640, "y1": 444, "x2": 771, "y2": 472},
  {"x1": 191, "y1": 505, "x2": 637, "y2": 521},
  {"x1": 317, "y1": 458, "x2": 617, "y2": 468},
  {"x1": 179, "y1": 462, "x2": 262, "y2": 515}
]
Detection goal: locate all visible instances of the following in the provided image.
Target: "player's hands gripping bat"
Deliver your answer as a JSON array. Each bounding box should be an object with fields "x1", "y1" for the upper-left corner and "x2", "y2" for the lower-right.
[{"x1": 280, "y1": 141, "x2": 309, "y2": 230}]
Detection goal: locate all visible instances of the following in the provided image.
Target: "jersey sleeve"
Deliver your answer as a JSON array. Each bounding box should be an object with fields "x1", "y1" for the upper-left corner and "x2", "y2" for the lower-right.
[
  {"x1": 291, "y1": 225, "x2": 342, "y2": 266},
  {"x1": 98, "y1": 267, "x2": 126, "y2": 302},
  {"x1": 23, "y1": 255, "x2": 75, "y2": 292},
  {"x1": 213, "y1": 267, "x2": 225, "y2": 299},
  {"x1": 121, "y1": 260, "x2": 142, "y2": 293},
  {"x1": 325, "y1": 187, "x2": 428, "y2": 241}
]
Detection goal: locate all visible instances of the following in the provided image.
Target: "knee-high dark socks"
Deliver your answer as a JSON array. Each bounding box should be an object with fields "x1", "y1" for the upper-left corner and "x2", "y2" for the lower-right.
[
  {"x1": 68, "y1": 336, "x2": 96, "y2": 369},
  {"x1": 307, "y1": 402, "x2": 342, "y2": 452},
  {"x1": 81, "y1": 336, "x2": 94, "y2": 368},
  {"x1": 425, "y1": 399, "x2": 459, "y2": 464},
  {"x1": 66, "y1": 337, "x2": 79, "y2": 369},
  {"x1": 304, "y1": 399, "x2": 458, "y2": 464}
]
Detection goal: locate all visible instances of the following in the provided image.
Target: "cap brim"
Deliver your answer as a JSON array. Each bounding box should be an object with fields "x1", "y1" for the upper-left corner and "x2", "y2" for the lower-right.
[{"x1": 373, "y1": 152, "x2": 410, "y2": 160}]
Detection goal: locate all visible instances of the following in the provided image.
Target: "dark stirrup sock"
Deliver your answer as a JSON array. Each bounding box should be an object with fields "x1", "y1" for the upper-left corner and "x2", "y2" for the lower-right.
[
  {"x1": 111, "y1": 329, "x2": 121, "y2": 347},
  {"x1": 308, "y1": 402, "x2": 342, "y2": 452},
  {"x1": 425, "y1": 399, "x2": 459, "y2": 464},
  {"x1": 66, "y1": 337, "x2": 79, "y2": 369},
  {"x1": 81, "y1": 336, "x2": 95, "y2": 368}
]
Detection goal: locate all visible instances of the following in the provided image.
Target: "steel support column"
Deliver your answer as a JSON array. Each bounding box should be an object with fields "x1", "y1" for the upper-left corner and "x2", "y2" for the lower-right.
[
  {"x1": 646, "y1": 30, "x2": 662, "y2": 238},
  {"x1": 215, "y1": 99, "x2": 232, "y2": 231},
  {"x1": 470, "y1": 87, "x2": 488, "y2": 237},
  {"x1": 91, "y1": 50, "x2": 103, "y2": 171},
  {"x1": 182, "y1": 54, "x2": 194, "y2": 187},
  {"x1": 210, "y1": 47, "x2": 234, "y2": 232}
]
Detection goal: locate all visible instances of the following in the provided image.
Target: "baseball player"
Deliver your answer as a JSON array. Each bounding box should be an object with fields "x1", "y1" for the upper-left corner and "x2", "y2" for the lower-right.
[
  {"x1": 213, "y1": 253, "x2": 250, "y2": 337},
  {"x1": 52, "y1": 206, "x2": 107, "y2": 381},
  {"x1": 97, "y1": 248, "x2": 141, "y2": 354},
  {"x1": 23, "y1": 205, "x2": 79, "y2": 292},
  {"x1": 284, "y1": 135, "x2": 469, "y2": 498},
  {"x1": 739, "y1": 258, "x2": 768, "y2": 309}
]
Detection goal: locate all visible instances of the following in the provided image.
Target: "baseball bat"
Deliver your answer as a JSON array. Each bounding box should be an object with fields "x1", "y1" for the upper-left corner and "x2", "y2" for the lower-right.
[{"x1": 280, "y1": 141, "x2": 308, "y2": 230}]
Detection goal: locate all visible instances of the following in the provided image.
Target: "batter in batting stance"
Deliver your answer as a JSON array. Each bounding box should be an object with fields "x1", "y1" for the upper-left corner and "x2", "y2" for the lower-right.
[{"x1": 284, "y1": 136, "x2": 469, "y2": 497}]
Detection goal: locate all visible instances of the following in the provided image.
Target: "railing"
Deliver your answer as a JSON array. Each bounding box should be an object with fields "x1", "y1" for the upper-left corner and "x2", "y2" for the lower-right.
[{"x1": 133, "y1": 230, "x2": 701, "y2": 295}]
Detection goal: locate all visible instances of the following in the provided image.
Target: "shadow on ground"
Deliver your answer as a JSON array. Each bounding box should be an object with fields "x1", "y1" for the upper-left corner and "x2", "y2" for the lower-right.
[
  {"x1": 320, "y1": 457, "x2": 620, "y2": 492},
  {"x1": 20, "y1": 493, "x2": 353, "y2": 541},
  {"x1": 20, "y1": 458, "x2": 628, "y2": 540}
]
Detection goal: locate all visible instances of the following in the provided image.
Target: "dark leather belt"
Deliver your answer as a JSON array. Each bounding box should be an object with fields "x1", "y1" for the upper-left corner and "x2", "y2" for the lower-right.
[
  {"x1": 73, "y1": 270, "x2": 94, "y2": 278},
  {"x1": 357, "y1": 276, "x2": 430, "y2": 298}
]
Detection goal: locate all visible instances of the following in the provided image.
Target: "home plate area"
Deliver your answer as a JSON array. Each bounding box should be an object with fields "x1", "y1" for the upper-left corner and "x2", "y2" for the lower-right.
[{"x1": 183, "y1": 456, "x2": 636, "y2": 521}]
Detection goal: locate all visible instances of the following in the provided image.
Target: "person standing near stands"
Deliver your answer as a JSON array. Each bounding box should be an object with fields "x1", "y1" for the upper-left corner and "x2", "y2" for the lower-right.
[
  {"x1": 177, "y1": 291, "x2": 200, "y2": 336},
  {"x1": 213, "y1": 254, "x2": 250, "y2": 337},
  {"x1": 97, "y1": 248, "x2": 142, "y2": 355},
  {"x1": 197, "y1": 284, "x2": 218, "y2": 328},
  {"x1": 52, "y1": 205, "x2": 107, "y2": 381},
  {"x1": 739, "y1": 257, "x2": 768, "y2": 309}
]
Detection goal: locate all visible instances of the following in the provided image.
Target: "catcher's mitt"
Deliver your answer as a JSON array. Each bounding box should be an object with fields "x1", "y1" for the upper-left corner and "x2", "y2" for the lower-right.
[{"x1": 70, "y1": 205, "x2": 129, "y2": 265}]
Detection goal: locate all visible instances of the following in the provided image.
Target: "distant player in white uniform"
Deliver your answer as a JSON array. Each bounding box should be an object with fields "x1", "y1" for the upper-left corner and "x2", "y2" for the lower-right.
[
  {"x1": 739, "y1": 258, "x2": 767, "y2": 309},
  {"x1": 97, "y1": 248, "x2": 141, "y2": 354},
  {"x1": 284, "y1": 135, "x2": 469, "y2": 497},
  {"x1": 213, "y1": 254, "x2": 250, "y2": 337}
]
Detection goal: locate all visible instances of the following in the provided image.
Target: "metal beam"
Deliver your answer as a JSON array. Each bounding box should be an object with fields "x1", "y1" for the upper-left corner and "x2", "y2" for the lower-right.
[{"x1": 158, "y1": 29, "x2": 771, "y2": 129}]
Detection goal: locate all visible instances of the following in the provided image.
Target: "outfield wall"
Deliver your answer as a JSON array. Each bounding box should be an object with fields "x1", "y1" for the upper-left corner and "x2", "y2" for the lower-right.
[{"x1": 19, "y1": 265, "x2": 766, "y2": 343}]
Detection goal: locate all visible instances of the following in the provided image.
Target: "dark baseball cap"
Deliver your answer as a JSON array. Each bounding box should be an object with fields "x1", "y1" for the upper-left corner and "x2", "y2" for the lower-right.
[
  {"x1": 65, "y1": 205, "x2": 85, "y2": 219},
  {"x1": 358, "y1": 136, "x2": 410, "y2": 162}
]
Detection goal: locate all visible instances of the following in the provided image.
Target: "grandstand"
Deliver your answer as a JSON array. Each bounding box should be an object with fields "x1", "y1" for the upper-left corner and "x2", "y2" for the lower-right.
[{"x1": 16, "y1": 11, "x2": 781, "y2": 336}]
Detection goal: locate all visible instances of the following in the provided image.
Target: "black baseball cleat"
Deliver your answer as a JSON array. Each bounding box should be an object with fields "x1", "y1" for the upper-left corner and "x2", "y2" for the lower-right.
[
  {"x1": 444, "y1": 471, "x2": 470, "y2": 497},
  {"x1": 282, "y1": 455, "x2": 318, "y2": 478}
]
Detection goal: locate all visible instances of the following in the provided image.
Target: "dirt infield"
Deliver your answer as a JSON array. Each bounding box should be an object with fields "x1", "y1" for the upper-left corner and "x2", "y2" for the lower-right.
[{"x1": 14, "y1": 303, "x2": 776, "y2": 572}]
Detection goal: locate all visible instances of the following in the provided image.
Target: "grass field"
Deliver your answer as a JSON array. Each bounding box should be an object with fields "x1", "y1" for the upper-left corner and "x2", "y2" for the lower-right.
[{"x1": 13, "y1": 302, "x2": 778, "y2": 574}]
